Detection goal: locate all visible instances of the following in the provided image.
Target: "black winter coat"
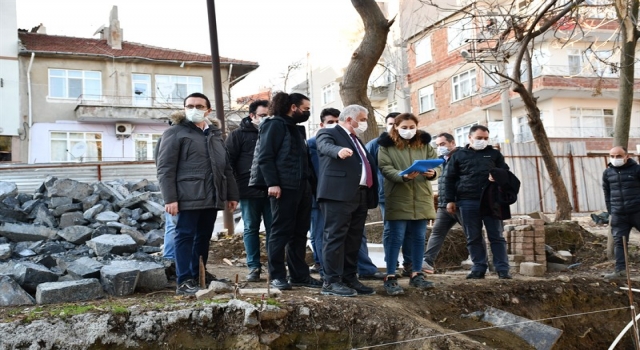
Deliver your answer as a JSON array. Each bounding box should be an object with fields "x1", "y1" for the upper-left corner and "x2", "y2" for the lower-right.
[
  {"x1": 481, "y1": 168, "x2": 521, "y2": 220},
  {"x1": 603, "y1": 158, "x2": 640, "y2": 215},
  {"x1": 436, "y1": 146, "x2": 462, "y2": 208},
  {"x1": 249, "y1": 115, "x2": 310, "y2": 190},
  {"x1": 443, "y1": 144, "x2": 508, "y2": 203},
  {"x1": 225, "y1": 117, "x2": 267, "y2": 199}
]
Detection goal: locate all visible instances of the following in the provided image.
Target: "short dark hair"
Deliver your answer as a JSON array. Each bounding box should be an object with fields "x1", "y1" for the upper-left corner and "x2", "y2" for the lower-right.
[
  {"x1": 469, "y1": 125, "x2": 490, "y2": 136},
  {"x1": 320, "y1": 108, "x2": 341, "y2": 123},
  {"x1": 436, "y1": 132, "x2": 455, "y2": 142},
  {"x1": 386, "y1": 112, "x2": 400, "y2": 123},
  {"x1": 184, "y1": 92, "x2": 211, "y2": 109},
  {"x1": 268, "y1": 92, "x2": 310, "y2": 116},
  {"x1": 249, "y1": 100, "x2": 269, "y2": 115}
]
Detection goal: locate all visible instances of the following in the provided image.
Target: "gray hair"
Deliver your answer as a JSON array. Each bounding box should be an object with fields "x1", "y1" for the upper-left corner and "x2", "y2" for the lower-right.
[{"x1": 339, "y1": 105, "x2": 368, "y2": 122}]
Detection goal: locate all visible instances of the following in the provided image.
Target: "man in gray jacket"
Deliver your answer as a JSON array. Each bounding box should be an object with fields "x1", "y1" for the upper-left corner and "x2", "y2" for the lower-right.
[{"x1": 157, "y1": 92, "x2": 239, "y2": 295}]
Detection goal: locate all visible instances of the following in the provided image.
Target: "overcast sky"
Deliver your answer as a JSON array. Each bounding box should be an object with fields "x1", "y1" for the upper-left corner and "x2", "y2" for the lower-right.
[{"x1": 16, "y1": 0, "x2": 361, "y2": 97}]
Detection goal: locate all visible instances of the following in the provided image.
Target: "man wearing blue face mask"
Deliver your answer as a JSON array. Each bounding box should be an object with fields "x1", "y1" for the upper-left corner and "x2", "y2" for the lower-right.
[
  {"x1": 157, "y1": 92, "x2": 239, "y2": 295},
  {"x1": 443, "y1": 125, "x2": 511, "y2": 280},
  {"x1": 602, "y1": 146, "x2": 640, "y2": 281}
]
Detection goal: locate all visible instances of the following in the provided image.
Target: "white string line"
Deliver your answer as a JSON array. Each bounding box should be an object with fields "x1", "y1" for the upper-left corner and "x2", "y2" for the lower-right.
[{"x1": 351, "y1": 306, "x2": 630, "y2": 350}]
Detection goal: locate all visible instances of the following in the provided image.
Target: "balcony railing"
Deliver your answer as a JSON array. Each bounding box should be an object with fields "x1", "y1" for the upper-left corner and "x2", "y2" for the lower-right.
[
  {"x1": 76, "y1": 94, "x2": 183, "y2": 109},
  {"x1": 514, "y1": 127, "x2": 640, "y2": 142}
]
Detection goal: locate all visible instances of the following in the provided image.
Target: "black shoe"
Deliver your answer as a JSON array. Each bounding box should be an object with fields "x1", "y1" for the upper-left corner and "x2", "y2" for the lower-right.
[
  {"x1": 466, "y1": 271, "x2": 486, "y2": 279},
  {"x1": 344, "y1": 279, "x2": 375, "y2": 295},
  {"x1": 409, "y1": 273, "x2": 435, "y2": 290},
  {"x1": 270, "y1": 278, "x2": 292, "y2": 290},
  {"x1": 497, "y1": 271, "x2": 512, "y2": 279},
  {"x1": 321, "y1": 282, "x2": 357, "y2": 297},
  {"x1": 176, "y1": 279, "x2": 200, "y2": 296},
  {"x1": 359, "y1": 272, "x2": 386, "y2": 280},
  {"x1": 384, "y1": 276, "x2": 404, "y2": 295},
  {"x1": 205, "y1": 271, "x2": 230, "y2": 284},
  {"x1": 401, "y1": 264, "x2": 412, "y2": 277},
  {"x1": 290, "y1": 276, "x2": 323, "y2": 289},
  {"x1": 309, "y1": 263, "x2": 321, "y2": 274},
  {"x1": 246, "y1": 268, "x2": 261, "y2": 282}
]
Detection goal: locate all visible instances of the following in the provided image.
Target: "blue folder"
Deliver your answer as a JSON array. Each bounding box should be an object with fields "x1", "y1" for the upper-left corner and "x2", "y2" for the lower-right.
[{"x1": 398, "y1": 159, "x2": 445, "y2": 176}]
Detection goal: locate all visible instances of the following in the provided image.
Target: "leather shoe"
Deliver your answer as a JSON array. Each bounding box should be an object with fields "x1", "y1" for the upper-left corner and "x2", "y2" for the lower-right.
[
  {"x1": 246, "y1": 268, "x2": 261, "y2": 282},
  {"x1": 497, "y1": 271, "x2": 512, "y2": 279},
  {"x1": 270, "y1": 278, "x2": 292, "y2": 290},
  {"x1": 466, "y1": 271, "x2": 486, "y2": 279},
  {"x1": 289, "y1": 276, "x2": 323, "y2": 288},
  {"x1": 344, "y1": 279, "x2": 375, "y2": 295},
  {"x1": 321, "y1": 282, "x2": 357, "y2": 297},
  {"x1": 359, "y1": 272, "x2": 386, "y2": 280}
]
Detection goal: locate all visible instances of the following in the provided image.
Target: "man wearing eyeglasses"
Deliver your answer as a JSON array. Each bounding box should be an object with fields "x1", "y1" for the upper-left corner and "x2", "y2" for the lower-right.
[
  {"x1": 157, "y1": 92, "x2": 239, "y2": 296},
  {"x1": 226, "y1": 100, "x2": 272, "y2": 283}
]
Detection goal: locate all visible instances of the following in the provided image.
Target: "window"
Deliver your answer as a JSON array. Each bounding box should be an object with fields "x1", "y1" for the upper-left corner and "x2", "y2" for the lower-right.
[
  {"x1": 415, "y1": 36, "x2": 432, "y2": 66},
  {"x1": 388, "y1": 101, "x2": 398, "y2": 113},
  {"x1": 570, "y1": 108, "x2": 614, "y2": 137},
  {"x1": 132, "y1": 74, "x2": 152, "y2": 106},
  {"x1": 418, "y1": 85, "x2": 435, "y2": 113},
  {"x1": 454, "y1": 123, "x2": 478, "y2": 146},
  {"x1": 515, "y1": 116, "x2": 534, "y2": 142},
  {"x1": 134, "y1": 133, "x2": 161, "y2": 161},
  {"x1": 50, "y1": 132, "x2": 102, "y2": 162},
  {"x1": 452, "y1": 69, "x2": 477, "y2": 101},
  {"x1": 568, "y1": 49, "x2": 582, "y2": 75},
  {"x1": 49, "y1": 69, "x2": 101, "y2": 100},
  {"x1": 590, "y1": 50, "x2": 617, "y2": 77},
  {"x1": 448, "y1": 19, "x2": 474, "y2": 51},
  {"x1": 483, "y1": 64, "x2": 500, "y2": 92},
  {"x1": 322, "y1": 83, "x2": 336, "y2": 105},
  {"x1": 155, "y1": 75, "x2": 203, "y2": 105},
  {"x1": 0, "y1": 136, "x2": 11, "y2": 162}
]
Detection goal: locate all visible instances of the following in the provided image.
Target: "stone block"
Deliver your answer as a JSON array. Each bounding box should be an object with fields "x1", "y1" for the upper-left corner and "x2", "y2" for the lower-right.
[
  {"x1": 144, "y1": 229, "x2": 164, "y2": 247},
  {"x1": 0, "y1": 243, "x2": 11, "y2": 260},
  {"x1": 117, "y1": 192, "x2": 151, "y2": 209},
  {"x1": 52, "y1": 203, "x2": 83, "y2": 217},
  {"x1": 47, "y1": 178, "x2": 94, "y2": 201},
  {"x1": 48, "y1": 196, "x2": 72, "y2": 208},
  {"x1": 83, "y1": 203, "x2": 104, "y2": 220},
  {"x1": 95, "y1": 211, "x2": 120, "y2": 223},
  {"x1": 59, "y1": 211, "x2": 88, "y2": 229},
  {"x1": 129, "y1": 179, "x2": 149, "y2": 192},
  {"x1": 141, "y1": 200, "x2": 164, "y2": 217},
  {"x1": 0, "y1": 181, "x2": 18, "y2": 201},
  {"x1": 482, "y1": 306, "x2": 562, "y2": 350},
  {"x1": 238, "y1": 288, "x2": 281, "y2": 296},
  {"x1": 100, "y1": 264, "x2": 139, "y2": 296},
  {"x1": 33, "y1": 204, "x2": 58, "y2": 228},
  {"x1": 86, "y1": 234, "x2": 138, "y2": 256},
  {"x1": 58, "y1": 225, "x2": 94, "y2": 244},
  {"x1": 120, "y1": 227, "x2": 146, "y2": 245},
  {"x1": 0, "y1": 275, "x2": 35, "y2": 306},
  {"x1": 13, "y1": 261, "x2": 59, "y2": 293},
  {"x1": 36, "y1": 278, "x2": 104, "y2": 304},
  {"x1": 82, "y1": 193, "x2": 100, "y2": 211},
  {"x1": 34, "y1": 241, "x2": 66, "y2": 255},
  {"x1": 519, "y1": 262, "x2": 546, "y2": 277},
  {"x1": 0, "y1": 222, "x2": 58, "y2": 242},
  {"x1": 66, "y1": 257, "x2": 104, "y2": 279},
  {"x1": 108, "y1": 260, "x2": 166, "y2": 291}
]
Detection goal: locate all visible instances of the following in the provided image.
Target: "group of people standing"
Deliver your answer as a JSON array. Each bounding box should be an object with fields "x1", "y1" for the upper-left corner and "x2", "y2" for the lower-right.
[{"x1": 156, "y1": 91, "x2": 519, "y2": 296}]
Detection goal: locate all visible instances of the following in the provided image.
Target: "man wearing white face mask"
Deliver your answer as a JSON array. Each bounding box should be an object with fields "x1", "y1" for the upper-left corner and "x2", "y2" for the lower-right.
[
  {"x1": 602, "y1": 146, "x2": 640, "y2": 281},
  {"x1": 157, "y1": 92, "x2": 239, "y2": 295},
  {"x1": 443, "y1": 125, "x2": 511, "y2": 280}
]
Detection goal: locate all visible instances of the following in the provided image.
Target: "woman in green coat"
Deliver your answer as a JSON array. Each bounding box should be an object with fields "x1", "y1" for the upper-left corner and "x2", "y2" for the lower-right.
[{"x1": 377, "y1": 113, "x2": 439, "y2": 295}]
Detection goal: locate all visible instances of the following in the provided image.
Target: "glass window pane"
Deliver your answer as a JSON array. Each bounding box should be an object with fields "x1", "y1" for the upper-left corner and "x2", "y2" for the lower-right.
[
  {"x1": 84, "y1": 79, "x2": 101, "y2": 98},
  {"x1": 84, "y1": 71, "x2": 100, "y2": 79},
  {"x1": 51, "y1": 140, "x2": 68, "y2": 162},
  {"x1": 69, "y1": 133, "x2": 83, "y2": 140},
  {"x1": 50, "y1": 77, "x2": 66, "y2": 98},
  {"x1": 68, "y1": 78, "x2": 83, "y2": 98},
  {"x1": 50, "y1": 69, "x2": 65, "y2": 77},
  {"x1": 68, "y1": 70, "x2": 82, "y2": 78}
]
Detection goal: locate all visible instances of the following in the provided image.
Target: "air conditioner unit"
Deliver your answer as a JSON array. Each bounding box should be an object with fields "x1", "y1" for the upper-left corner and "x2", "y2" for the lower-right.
[{"x1": 115, "y1": 123, "x2": 133, "y2": 136}]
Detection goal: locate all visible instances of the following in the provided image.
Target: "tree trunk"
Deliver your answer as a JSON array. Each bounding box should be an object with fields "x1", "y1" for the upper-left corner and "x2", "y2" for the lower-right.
[
  {"x1": 513, "y1": 85, "x2": 573, "y2": 221},
  {"x1": 341, "y1": 0, "x2": 394, "y2": 143}
]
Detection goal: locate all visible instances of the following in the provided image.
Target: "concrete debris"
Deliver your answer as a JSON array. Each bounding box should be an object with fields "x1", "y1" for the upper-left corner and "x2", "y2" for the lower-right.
[
  {"x1": 36, "y1": 278, "x2": 104, "y2": 304},
  {"x1": 0, "y1": 275, "x2": 35, "y2": 306},
  {"x1": 481, "y1": 306, "x2": 562, "y2": 350}
]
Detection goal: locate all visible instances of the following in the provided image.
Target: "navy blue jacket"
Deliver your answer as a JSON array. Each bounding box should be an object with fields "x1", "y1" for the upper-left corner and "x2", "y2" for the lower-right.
[{"x1": 603, "y1": 158, "x2": 640, "y2": 215}]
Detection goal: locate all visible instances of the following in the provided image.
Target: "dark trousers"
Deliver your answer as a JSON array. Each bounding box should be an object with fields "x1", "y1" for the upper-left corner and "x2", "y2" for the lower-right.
[
  {"x1": 424, "y1": 207, "x2": 462, "y2": 265},
  {"x1": 320, "y1": 187, "x2": 368, "y2": 284},
  {"x1": 611, "y1": 211, "x2": 640, "y2": 272},
  {"x1": 267, "y1": 182, "x2": 312, "y2": 281},
  {"x1": 174, "y1": 208, "x2": 217, "y2": 284}
]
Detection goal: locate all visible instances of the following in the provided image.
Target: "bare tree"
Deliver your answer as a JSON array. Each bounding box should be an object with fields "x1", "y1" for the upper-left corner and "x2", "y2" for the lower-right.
[
  {"x1": 282, "y1": 60, "x2": 303, "y2": 93},
  {"x1": 341, "y1": 0, "x2": 395, "y2": 143}
]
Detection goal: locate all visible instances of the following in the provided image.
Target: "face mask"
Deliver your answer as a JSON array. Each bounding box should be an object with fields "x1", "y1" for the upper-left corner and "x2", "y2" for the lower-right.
[
  {"x1": 355, "y1": 121, "x2": 368, "y2": 134},
  {"x1": 398, "y1": 129, "x2": 416, "y2": 140},
  {"x1": 386, "y1": 124, "x2": 393, "y2": 133},
  {"x1": 251, "y1": 117, "x2": 262, "y2": 126},
  {"x1": 611, "y1": 158, "x2": 625, "y2": 167},
  {"x1": 186, "y1": 108, "x2": 206, "y2": 123},
  {"x1": 292, "y1": 110, "x2": 311, "y2": 124},
  {"x1": 437, "y1": 146, "x2": 449, "y2": 156},
  {"x1": 471, "y1": 139, "x2": 487, "y2": 150},
  {"x1": 324, "y1": 123, "x2": 338, "y2": 129}
]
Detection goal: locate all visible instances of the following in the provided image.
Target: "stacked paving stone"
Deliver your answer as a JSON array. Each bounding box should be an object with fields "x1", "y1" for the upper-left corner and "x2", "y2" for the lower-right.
[
  {"x1": 0, "y1": 177, "x2": 170, "y2": 306},
  {"x1": 504, "y1": 218, "x2": 547, "y2": 276}
]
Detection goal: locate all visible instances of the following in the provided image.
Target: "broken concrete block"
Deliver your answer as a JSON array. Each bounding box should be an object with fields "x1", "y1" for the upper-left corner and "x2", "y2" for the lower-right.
[
  {"x1": 519, "y1": 262, "x2": 546, "y2": 277},
  {"x1": 47, "y1": 178, "x2": 94, "y2": 201},
  {"x1": 109, "y1": 260, "x2": 166, "y2": 291},
  {"x1": 83, "y1": 203, "x2": 104, "y2": 220},
  {"x1": 82, "y1": 193, "x2": 100, "y2": 211},
  {"x1": 48, "y1": 196, "x2": 72, "y2": 209},
  {"x1": 0, "y1": 222, "x2": 58, "y2": 242},
  {"x1": 51, "y1": 203, "x2": 83, "y2": 217},
  {"x1": 58, "y1": 225, "x2": 94, "y2": 244},
  {"x1": 141, "y1": 200, "x2": 164, "y2": 217},
  {"x1": 557, "y1": 250, "x2": 573, "y2": 260},
  {"x1": 0, "y1": 181, "x2": 18, "y2": 201},
  {"x1": 13, "y1": 261, "x2": 59, "y2": 293},
  {"x1": 36, "y1": 278, "x2": 104, "y2": 305},
  {"x1": 144, "y1": 229, "x2": 164, "y2": 247},
  {"x1": 129, "y1": 179, "x2": 149, "y2": 192},
  {"x1": 95, "y1": 211, "x2": 120, "y2": 223},
  {"x1": 0, "y1": 244, "x2": 11, "y2": 260},
  {"x1": 239, "y1": 288, "x2": 281, "y2": 297},
  {"x1": 482, "y1": 306, "x2": 562, "y2": 350},
  {"x1": 0, "y1": 276, "x2": 35, "y2": 306},
  {"x1": 120, "y1": 227, "x2": 146, "y2": 245},
  {"x1": 117, "y1": 192, "x2": 151, "y2": 209},
  {"x1": 33, "y1": 204, "x2": 58, "y2": 228},
  {"x1": 100, "y1": 264, "x2": 140, "y2": 296},
  {"x1": 66, "y1": 257, "x2": 104, "y2": 279},
  {"x1": 59, "y1": 211, "x2": 88, "y2": 229},
  {"x1": 86, "y1": 234, "x2": 138, "y2": 256}
]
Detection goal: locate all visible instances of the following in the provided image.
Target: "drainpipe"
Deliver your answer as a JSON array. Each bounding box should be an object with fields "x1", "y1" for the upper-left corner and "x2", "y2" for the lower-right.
[{"x1": 27, "y1": 52, "x2": 35, "y2": 164}]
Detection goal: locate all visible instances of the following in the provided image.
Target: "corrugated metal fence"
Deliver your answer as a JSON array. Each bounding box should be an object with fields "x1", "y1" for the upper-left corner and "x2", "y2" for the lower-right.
[{"x1": 0, "y1": 141, "x2": 617, "y2": 214}]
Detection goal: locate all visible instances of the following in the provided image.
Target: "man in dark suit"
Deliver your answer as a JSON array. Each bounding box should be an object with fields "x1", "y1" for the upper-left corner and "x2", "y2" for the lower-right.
[{"x1": 316, "y1": 104, "x2": 379, "y2": 297}]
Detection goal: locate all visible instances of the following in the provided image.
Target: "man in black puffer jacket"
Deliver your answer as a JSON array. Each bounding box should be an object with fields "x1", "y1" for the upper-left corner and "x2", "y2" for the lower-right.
[
  {"x1": 226, "y1": 100, "x2": 272, "y2": 283},
  {"x1": 443, "y1": 125, "x2": 511, "y2": 280},
  {"x1": 602, "y1": 146, "x2": 640, "y2": 280}
]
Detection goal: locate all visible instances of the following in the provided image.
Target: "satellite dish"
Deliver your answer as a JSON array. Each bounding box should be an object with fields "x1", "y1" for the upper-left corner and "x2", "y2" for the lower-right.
[{"x1": 70, "y1": 142, "x2": 87, "y2": 159}]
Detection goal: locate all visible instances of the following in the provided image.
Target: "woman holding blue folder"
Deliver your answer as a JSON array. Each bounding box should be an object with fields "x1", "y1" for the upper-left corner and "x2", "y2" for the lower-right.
[{"x1": 377, "y1": 113, "x2": 439, "y2": 295}]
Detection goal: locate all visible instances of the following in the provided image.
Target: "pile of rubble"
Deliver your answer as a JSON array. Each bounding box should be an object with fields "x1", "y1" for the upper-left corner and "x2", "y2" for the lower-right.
[{"x1": 0, "y1": 177, "x2": 171, "y2": 306}]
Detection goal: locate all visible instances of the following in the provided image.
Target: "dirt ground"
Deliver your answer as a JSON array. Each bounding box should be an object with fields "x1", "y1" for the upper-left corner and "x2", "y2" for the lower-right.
[{"x1": 2, "y1": 215, "x2": 640, "y2": 349}]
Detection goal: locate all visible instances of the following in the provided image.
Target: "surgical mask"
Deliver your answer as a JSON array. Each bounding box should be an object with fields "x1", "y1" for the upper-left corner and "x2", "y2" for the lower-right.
[
  {"x1": 398, "y1": 129, "x2": 416, "y2": 140},
  {"x1": 251, "y1": 117, "x2": 262, "y2": 126},
  {"x1": 185, "y1": 108, "x2": 206, "y2": 123},
  {"x1": 611, "y1": 158, "x2": 625, "y2": 167},
  {"x1": 471, "y1": 139, "x2": 487, "y2": 150},
  {"x1": 437, "y1": 146, "x2": 449, "y2": 156},
  {"x1": 324, "y1": 123, "x2": 338, "y2": 129},
  {"x1": 386, "y1": 124, "x2": 394, "y2": 133},
  {"x1": 356, "y1": 121, "x2": 368, "y2": 134}
]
